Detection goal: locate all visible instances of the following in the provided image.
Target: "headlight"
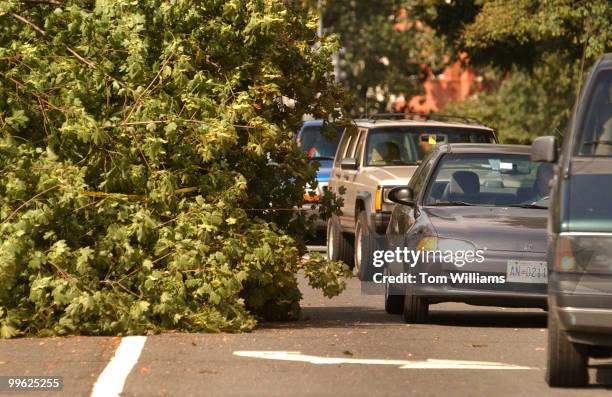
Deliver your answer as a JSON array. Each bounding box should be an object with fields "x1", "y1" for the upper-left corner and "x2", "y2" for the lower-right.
[
  {"x1": 375, "y1": 186, "x2": 402, "y2": 212},
  {"x1": 303, "y1": 192, "x2": 320, "y2": 202},
  {"x1": 417, "y1": 237, "x2": 476, "y2": 252}
]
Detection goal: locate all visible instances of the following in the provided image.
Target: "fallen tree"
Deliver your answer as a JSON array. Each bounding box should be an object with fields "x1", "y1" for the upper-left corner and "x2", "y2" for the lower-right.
[{"x1": 0, "y1": 0, "x2": 349, "y2": 337}]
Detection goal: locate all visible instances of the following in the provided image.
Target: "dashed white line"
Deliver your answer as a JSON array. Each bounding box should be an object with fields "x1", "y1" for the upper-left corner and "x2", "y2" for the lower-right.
[
  {"x1": 90, "y1": 336, "x2": 147, "y2": 397},
  {"x1": 233, "y1": 351, "x2": 535, "y2": 370}
]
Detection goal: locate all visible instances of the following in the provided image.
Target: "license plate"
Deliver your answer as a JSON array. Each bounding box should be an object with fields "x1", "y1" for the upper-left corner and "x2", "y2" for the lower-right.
[{"x1": 506, "y1": 260, "x2": 548, "y2": 284}]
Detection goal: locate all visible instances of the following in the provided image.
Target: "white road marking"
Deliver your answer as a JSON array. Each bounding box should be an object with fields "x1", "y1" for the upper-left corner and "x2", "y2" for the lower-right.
[
  {"x1": 90, "y1": 336, "x2": 147, "y2": 397},
  {"x1": 233, "y1": 351, "x2": 535, "y2": 370}
]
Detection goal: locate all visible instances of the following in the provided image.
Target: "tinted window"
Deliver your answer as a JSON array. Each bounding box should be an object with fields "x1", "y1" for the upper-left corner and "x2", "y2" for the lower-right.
[
  {"x1": 423, "y1": 153, "x2": 553, "y2": 207},
  {"x1": 567, "y1": 170, "x2": 612, "y2": 230},
  {"x1": 364, "y1": 127, "x2": 495, "y2": 166},
  {"x1": 575, "y1": 70, "x2": 612, "y2": 156},
  {"x1": 298, "y1": 125, "x2": 341, "y2": 158}
]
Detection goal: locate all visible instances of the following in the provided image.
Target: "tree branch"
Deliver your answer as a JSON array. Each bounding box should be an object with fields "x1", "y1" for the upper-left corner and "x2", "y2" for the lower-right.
[
  {"x1": 20, "y1": 0, "x2": 64, "y2": 6},
  {"x1": 10, "y1": 13, "x2": 96, "y2": 69},
  {"x1": 0, "y1": 184, "x2": 61, "y2": 225}
]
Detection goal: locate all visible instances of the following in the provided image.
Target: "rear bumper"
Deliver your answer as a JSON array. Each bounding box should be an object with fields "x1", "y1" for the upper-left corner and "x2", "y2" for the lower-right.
[
  {"x1": 557, "y1": 307, "x2": 612, "y2": 332},
  {"x1": 550, "y1": 272, "x2": 612, "y2": 346},
  {"x1": 554, "y1": 306, "x2": 612, "y2": 347}
]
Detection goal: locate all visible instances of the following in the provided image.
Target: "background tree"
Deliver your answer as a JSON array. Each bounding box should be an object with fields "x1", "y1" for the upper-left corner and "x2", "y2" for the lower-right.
[
  {"x1": 309, "y1": 0, "x2": 444, "y2": 116},
  {"x1": 411, "y1": 0, "x2": 612, "y2": 142}
]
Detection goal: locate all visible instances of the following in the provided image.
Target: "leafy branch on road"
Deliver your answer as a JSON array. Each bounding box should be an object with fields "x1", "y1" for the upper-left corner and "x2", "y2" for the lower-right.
[{"x1": 0, "y1": 0, "x2": 349, "y2": 338}]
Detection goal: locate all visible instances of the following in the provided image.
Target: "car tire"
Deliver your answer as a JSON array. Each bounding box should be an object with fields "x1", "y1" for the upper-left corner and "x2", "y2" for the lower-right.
[
  {"x1": 354, "y1": 211, "x2": 377, "y2": 281},
  {"x1": 546, "y1": 311, "x2": 589, "y2": 387},
  {"x1": 384, "y1": 276, "x2": 404, "y2": 314},
  {"x1": 327, "y1": 217, "x2": 354, "y2": 268},
  {"x1": 402, "y1": 293, "x2": 428, "y2": 323}
]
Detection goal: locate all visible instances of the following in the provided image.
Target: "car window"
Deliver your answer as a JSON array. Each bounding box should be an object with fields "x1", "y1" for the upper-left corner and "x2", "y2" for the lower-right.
[
  {"x1": 353, "y1": 129, "x2": 367, "y2": 165},
  {"x1": 364, "y1": 126, "x2": 495, "y2": 166},
  {"x1": 334, "y1": 130, "x2": 355, "y2": 166},
  {"x1": 423, "y1": 153, "x2": 553, "y2": 207},
  {"x1": 408, "y1": 152, "x2": 435, "y2": 197},
  {"x1": 298, "y1": 124, "x2": 341, "y2": 159},
  {"x1": 566, "y1": 171, "x2": 612, "y2": 228},
  {"x1": 575, "y1": 70, "x2": 612, "y2": 156},
  {"x1": 345, "y1": 129, "x2": 362, "y2": 159}
]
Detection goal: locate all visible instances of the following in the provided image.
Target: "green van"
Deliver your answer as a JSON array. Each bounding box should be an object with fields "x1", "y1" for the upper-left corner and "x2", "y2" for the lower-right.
[{"x1": 532, "y1": 53, "x2": 612, "y2": 387}]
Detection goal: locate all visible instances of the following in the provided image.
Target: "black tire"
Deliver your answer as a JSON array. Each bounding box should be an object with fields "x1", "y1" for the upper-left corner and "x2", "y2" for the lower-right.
[
  {"x1": 354, "y1": 211, "x2": 377, "y2": 281},
  {"x1": 546, "y1": 312, "x2": 589, "y2": 387},
  {"x1": 384, "y1": 276, "x2": 404, "y2": 314},
  {"x1": 326, "y1": 217, "x2": 354, "y2": 268},
  {"x1": 403, "y1": 293, "x2": 428, "y2": 323}
]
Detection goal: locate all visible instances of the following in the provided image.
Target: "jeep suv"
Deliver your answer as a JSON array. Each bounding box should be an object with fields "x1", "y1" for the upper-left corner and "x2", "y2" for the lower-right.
[
  {"x1": 327, "y1": 115, "x2": 497, "y2": 280},
  {"x1": 532, "y1": 53, "x2": 612, "y2": 388}
]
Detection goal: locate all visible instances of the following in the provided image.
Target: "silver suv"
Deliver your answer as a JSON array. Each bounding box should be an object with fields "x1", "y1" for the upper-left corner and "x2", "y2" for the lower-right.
[{"x1": 326, "y1": 115, "x2": 497, "y2": 280}]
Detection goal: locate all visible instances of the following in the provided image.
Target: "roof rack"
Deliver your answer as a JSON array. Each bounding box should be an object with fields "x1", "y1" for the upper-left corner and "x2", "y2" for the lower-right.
[{"x1": 369, "y1": 112, "x2": 483, "y2": 126}]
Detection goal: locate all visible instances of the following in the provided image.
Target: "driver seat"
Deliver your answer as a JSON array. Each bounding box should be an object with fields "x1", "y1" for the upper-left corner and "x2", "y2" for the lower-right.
[
  {"x1": 371, "y1": 142, "x2": 401, "y2": 163},
  {"x1": 441, "y1": 171, "x2": 481, "y2": 203}
]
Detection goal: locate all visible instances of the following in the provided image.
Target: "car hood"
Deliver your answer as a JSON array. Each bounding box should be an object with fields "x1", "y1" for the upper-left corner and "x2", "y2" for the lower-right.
[
  {"x1": 359, "y1": 166, "x2": 418, "y2": 186},
  {"x1": 423, "y1": 206, "x2": 548, "y2": 253}
]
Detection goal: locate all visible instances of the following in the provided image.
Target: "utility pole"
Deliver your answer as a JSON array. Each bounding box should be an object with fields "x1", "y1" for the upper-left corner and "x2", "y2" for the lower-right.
[{"x1": 317, "y1": 0, "x2": 323, "y2": 38}]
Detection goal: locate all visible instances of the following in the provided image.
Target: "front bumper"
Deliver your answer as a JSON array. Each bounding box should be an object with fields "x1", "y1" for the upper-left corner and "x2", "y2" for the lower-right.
[
  {"x1": 413, "y1": 284, "x2": 547, "y2": 308},
  {"x1": 398, "y1": 249, "x2": 548, "y2": 308},
  {"x1": 370, "y1": 211, "x2": 391, "y2": 234}
]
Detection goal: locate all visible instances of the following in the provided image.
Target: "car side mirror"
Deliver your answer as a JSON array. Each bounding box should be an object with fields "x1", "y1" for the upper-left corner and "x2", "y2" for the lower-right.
[
  {"x1": 340, "y1": 158, "x2": 358, "y2": 170},
  {"x1": 387, "y1": 186, "x2": 415, "y2": 206},
  {"x1": 531, "y1": 136, "x2": 558, "y2": 163}
]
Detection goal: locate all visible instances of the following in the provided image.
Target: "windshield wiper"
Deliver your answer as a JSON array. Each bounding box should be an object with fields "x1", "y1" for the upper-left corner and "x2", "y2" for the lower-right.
[
  {"x1": 390, "y1": 160, "x2": 420, "y2": 165},
  {"x1": 581, "y1": 140, "x2": 612, "y2": 146},
  {"x1": 507, "y1": 203, "x2": 548, "y2": 209},
  {"x1": 309, "y1": 156, "x2": 335, "y2": 160},
  {"x1": 428, "y1": 201, "x2": 478, "y2": 206}
]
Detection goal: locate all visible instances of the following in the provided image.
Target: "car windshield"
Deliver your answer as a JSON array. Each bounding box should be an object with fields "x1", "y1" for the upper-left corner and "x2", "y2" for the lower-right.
[
  {"x1": 576, "y1": 70, "x2": 612, "y2": 156},
  {"x1": 298, "y1": 125, "x2": 341, "y2": 159},
  {"x1": 365, "y1": 127, "x2": 495, "y2": 166},
  {"x1": 423, "y1": 153, "x2": 553, "y2": 208}
]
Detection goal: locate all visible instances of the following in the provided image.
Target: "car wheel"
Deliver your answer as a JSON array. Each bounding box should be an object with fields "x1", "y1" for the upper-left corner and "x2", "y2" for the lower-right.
[
  {"x1": 546, "y1": 311, "x2": 589, "y2": 387},
  {"x1": 384, "y1": 271, "x2": 404, "y2": 314},
  {"x1": 354, "y1": 211, "x2": 376, "y2": 281},
  {"x1": 326, "y1": 217, "x2": 354, "y2": 268},
  {"x1": 402, "y1": 292, "x2": 428, "y2": 323}
]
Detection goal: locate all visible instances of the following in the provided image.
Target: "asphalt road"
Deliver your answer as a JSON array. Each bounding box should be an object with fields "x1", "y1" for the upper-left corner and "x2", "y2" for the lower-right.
[{"x1": 2, "y1": 250, "x2": 612, "y2": 396}]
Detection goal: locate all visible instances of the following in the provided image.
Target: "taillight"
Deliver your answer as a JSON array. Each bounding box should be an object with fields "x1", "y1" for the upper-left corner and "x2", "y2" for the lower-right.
[
  {"x1": 554, "y1": 235, "x2": 576, "y2": 272},
  {"x1": 303, "y1": 193, "x2": 320, "y2": 203}
]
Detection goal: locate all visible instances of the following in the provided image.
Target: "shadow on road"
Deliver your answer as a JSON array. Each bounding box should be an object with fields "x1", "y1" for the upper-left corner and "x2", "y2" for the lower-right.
[
  {"x1": 263, "y1": 306, "x2": 548, "y2": 330},
  {"x1": 262, "y1": 306, "x2": 398, "y2": 329},
  {"x1": 426, "y1": 309, "x2": 547, "y2": 328}
]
